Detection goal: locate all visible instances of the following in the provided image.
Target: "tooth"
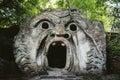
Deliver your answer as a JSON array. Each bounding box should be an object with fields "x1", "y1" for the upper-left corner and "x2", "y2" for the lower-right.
[
  {"x1": 52, "y1": 42, "x2": 56, "y2": 46},
  {"x1": 61, "y1": 43, "x2": 65, "y2": 46}
]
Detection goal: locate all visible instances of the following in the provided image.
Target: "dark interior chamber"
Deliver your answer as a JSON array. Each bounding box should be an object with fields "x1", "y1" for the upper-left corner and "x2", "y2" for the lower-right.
[{"x1": 47, "y1": 41, "x2": 66, "y2": 68}]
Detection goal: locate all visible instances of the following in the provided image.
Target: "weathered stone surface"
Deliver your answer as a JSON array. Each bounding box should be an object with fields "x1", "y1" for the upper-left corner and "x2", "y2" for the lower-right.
[{"x1": 14, "y1": 8, "x2": 106, "y2": 76}]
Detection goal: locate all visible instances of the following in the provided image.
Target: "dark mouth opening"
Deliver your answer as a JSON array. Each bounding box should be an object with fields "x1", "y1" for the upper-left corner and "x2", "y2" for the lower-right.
[{"x1": 47, "y1": 41, "x2": 67, "y2": 68}]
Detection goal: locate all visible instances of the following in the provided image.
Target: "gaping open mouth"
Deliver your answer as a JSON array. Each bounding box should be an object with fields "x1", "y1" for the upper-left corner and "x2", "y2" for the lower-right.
[
  {"x1": 37, "y1": 36, "x2": 72, "y2": 70},
  {"x1": 47, "y1": 41, "x2": 67, "y2": 68}
]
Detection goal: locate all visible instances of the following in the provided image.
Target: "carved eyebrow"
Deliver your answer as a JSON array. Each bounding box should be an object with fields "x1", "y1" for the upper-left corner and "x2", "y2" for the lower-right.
[
  {"x1": 65, "y1": 20, "x2": 75, "y2": 27},
  {"x1": 65, "y1": 20, "x2": 82, "y2": 29},
  {"x1": 34, "y1": 19, "x2": 55, "y2": 27}
]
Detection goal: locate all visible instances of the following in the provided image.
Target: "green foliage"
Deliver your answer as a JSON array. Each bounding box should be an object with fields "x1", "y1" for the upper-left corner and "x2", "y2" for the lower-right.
[
  {"x1": 107, "y1": 34, "x2": 120, "y2": 53},
  {"x1": 0, "y1": 0, "x2": 48, "y2": 28},
  {"x1": 0, "y1": 0, "x2": 119, "y2": 30},
  {"x1": 56, "y1": 0, "x2": 67, "y2": 8},
  {"x1": 106, "y1": 0, "x2": 120, "y2": 51},
  {"x1": 0, "y1": 0, "x2": 18, "y2": 28},
  {"x1": 68, "y1": 0, "x2": 110, "y2": 30},
  {"x1": 106, "y1": 33, "x2": 120, "y2": 73}
]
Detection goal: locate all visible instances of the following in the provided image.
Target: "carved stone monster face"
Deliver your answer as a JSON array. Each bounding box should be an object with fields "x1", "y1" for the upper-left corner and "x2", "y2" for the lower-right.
[{"x1": 14, "y1": 9, "x2": 106, "y2": 75}]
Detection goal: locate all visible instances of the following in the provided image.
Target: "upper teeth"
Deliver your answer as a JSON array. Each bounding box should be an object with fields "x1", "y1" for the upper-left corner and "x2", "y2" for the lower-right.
[
  {"x1": 52, "y1": 42, "x2": 56, "y2": 46},
  {"x1": 51, "y1": 42, "x2": 65, "y2": 46},
  {"x1": 61, "y1": 43, "x2": 65, "y2": 46}
]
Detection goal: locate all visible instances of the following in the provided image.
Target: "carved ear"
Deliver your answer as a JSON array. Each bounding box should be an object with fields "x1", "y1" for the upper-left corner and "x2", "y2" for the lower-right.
[{"x1": 88, "y1": 20, "x2": 106, "y2": 54}]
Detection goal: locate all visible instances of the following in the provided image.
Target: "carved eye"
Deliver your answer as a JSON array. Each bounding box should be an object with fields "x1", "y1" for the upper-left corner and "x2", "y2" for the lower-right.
[
  {"x1": 67, "y1": 23, "x2": 78, "y2": 31},
  {"x1": 35, "y1": 19, "x2": 54, "y2": 29},
  {"x1": 40, "y1": 21, "x2": 50, "y2": 29}
]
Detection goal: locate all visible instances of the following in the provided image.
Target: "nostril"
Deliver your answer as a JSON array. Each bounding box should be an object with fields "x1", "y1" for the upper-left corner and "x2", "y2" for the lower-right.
[
  {"x1": 51, "y1": 33, "x2": 70, "y2": 39},
  {"x1": 51, "y1": 34, "x2": 55, "y2": 37},
  {"x1": 64, "y1": 33, "x2": 70, "y2": 39}
]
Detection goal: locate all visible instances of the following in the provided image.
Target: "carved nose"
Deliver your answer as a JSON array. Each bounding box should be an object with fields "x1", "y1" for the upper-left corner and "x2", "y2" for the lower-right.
[{"x1": 51, "y1": 33, "x2": 70, "y2": 39}]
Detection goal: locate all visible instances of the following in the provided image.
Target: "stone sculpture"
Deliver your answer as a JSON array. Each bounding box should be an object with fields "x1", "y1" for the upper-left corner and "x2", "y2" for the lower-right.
[{"x1": 14, "y1": 8, "x2": 106, "y2": 76}]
